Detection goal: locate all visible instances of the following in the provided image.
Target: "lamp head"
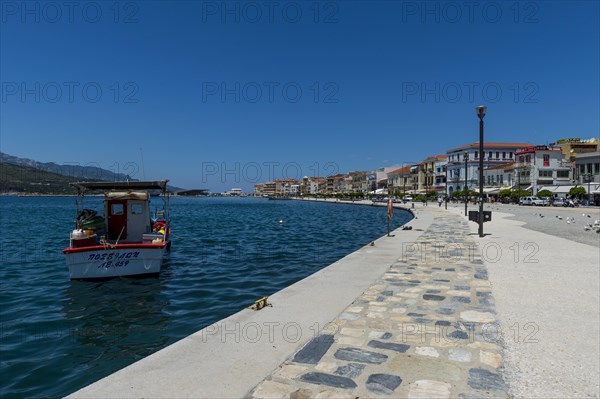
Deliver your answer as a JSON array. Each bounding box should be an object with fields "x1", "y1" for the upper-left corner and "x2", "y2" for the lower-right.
[{"x1": 476, "y1": 105, "x2": 487, "y2": 119}]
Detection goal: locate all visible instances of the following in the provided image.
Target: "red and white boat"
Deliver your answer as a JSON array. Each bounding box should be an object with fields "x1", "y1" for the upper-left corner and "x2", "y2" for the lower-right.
[{"x1": 63, "y1": 180, "x2": 172, "y2": 280}]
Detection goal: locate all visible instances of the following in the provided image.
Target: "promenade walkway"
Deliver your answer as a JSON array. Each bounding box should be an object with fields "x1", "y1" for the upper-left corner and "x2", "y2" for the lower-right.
[
  {"x1": 248, "y1": 209, "x2": 509, "y2": 398},
  {"x1": 69, "y1": 202, "x2": 599, "y2": 398}
]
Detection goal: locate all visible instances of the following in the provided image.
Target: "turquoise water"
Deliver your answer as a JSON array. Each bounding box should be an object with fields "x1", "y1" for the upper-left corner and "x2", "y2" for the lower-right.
[{"x1": 0, "y1": 196, "x2": 411, "y2": 398}]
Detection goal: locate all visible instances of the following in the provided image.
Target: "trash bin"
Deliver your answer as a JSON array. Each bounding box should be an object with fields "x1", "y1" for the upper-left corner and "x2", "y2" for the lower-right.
[
  {"x1": 469, "y1": 211, "x2": 492, "y2": 223},
  {"x1": 483, "y1": 211, "x2": 492, "y2": 222},
  {"x1": 468, "y1": 211, "x2": 478, "y2": 222}
]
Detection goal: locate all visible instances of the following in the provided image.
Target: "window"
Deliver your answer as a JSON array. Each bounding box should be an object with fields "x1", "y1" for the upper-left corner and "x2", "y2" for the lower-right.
[
  {"x1": 111, "y1": 203, "x2": 124, "y2": 215},
  {"x1": 525, "y1": 155, "x2": 531, "y2": 162},
  {"x1": 131, "y1": 203, "x2": 144, "y2": 215},
  {"x1": 595, "y1": 163, "x2": 599, "y2": 174},
  {"x1": 539, "y1": 170, "x2": 552, "y2": 177},
  {"x1": 509, "y1": 152, "x2": 513, "y2": 158},
  {"x1": 557, "y1": 170, "x2": 570, "y2": 178},
  {"x1": 488, "y1": 151, "x2": 492, "y2": 159},
  {"x1": 502, "y1": 152, "x2": 506, "y2": 159},
  {"x1": 543, "y1": 154, "x2": 550, "y2": 167},
  {"x1": 519, "y1": 156, "x2": 524, "y2": 163},
  {"x1": 474, "y1": 152, "x2": 478, "y2": 159},
  {"x1": 496, "y1": 152, "x2": 499, "y2": 159}
]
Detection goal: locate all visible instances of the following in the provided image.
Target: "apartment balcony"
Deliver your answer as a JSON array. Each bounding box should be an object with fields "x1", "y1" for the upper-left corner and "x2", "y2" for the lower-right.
[
  {"x1": 514, "y1": 162, "x2": 532, "y2": 169},
  {"x1": 559, "y1": 160, "x2": 573, "y2": 167}
]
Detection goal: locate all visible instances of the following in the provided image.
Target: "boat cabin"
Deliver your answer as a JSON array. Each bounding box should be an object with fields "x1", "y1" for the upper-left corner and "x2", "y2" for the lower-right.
[
  {"x1": 105, "y1": 191, "x2": 152, "y2": 242},
  {"x1": 70, "y1": 180, "x2": 170, "y2": 247}
]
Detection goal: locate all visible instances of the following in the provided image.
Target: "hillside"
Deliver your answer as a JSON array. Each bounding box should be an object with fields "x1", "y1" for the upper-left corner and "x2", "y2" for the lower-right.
[
  {"x1": 0, "y1": 153, "x2": 185, "y2": 193},
  {"x1": 0, "y1": 152, "x2": 135, "y2": 182},
  {"x1": 0, "y1": 163, "x2": 80, "y2": 194}
]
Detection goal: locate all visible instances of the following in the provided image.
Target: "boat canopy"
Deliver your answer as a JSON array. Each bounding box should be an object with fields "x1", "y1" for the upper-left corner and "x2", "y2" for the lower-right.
[
  {"x1": 105, "y1": 191, "x2": 150, "y2": 200},
  {"x1": 71, "y1": 180, "x2": 169, "y2": 192}
]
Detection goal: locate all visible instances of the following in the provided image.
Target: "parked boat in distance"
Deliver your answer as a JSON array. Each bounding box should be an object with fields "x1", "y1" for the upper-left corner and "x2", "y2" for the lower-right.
[{"x1": 63, "y1": 180, "x2": 171, "y2": 280}]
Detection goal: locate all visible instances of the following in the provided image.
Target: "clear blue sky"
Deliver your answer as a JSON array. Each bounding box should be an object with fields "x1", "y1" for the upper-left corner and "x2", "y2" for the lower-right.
[{"x1": 1, "y1": 1, "x2": 598, "y2": 192}]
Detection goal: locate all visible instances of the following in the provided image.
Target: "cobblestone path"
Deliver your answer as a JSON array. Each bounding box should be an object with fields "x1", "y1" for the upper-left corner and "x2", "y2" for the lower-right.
[{"x1": 248, "y1": 210, "x2": 509, "y2": 399}]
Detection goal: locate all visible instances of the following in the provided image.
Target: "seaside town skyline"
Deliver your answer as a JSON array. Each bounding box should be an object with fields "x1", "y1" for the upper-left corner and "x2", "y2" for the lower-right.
[{"x1": 251, "y1": 137, "x2": 600, "y2": 200}]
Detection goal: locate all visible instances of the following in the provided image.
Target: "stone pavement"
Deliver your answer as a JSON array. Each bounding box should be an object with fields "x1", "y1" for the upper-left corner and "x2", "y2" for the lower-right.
[{"x1": 248, "y1": 210, "x2": 508, "y2": 398}]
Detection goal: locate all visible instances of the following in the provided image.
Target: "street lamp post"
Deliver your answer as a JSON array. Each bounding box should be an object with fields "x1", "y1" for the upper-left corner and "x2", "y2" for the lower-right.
[
  {"x1": 445, "y1": 163, "x2": 448, "y2": 209},
  {"x1": 424, "y1": 165, "x2": 428, "y2": 206},
  {"x1": 464, "y1": 152, "x2": 469, "y2": 216},
  {"x1": 477, "y1": 105, "x2": 487, "y2": 238},
  {"x1": 584, "y1": 173, "x2": 592, "y2": 205}
]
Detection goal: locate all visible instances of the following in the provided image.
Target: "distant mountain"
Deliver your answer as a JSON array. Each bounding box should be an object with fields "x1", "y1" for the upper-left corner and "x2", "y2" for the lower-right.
[
  {"x1": 0, "y1": 163, "x2": 80, "y2": 194},
  {"x1": 0, "y1": 153, "x2": 185, "y2": 193},
  {"x1": 0, "y1": 152, "x2": 135, "y2": 182}
]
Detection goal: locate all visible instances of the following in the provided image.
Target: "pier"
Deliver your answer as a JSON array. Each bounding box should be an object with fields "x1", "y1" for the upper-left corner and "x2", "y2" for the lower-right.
[{"x1": 68, "y1": 203, "x2": 600, "y2": 398}]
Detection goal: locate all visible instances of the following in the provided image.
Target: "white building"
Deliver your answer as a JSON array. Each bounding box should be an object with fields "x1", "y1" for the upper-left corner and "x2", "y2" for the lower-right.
[
  {"x1": 446, "y1": 142, "x2": 530, "y2": 195},
  {"x1": 513, "y1": 145, "x2": 572, "y2": 194}
]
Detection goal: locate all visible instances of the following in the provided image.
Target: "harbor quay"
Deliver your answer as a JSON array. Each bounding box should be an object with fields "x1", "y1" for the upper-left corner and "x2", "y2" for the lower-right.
[{"x1": 68, "y1": 203, "x2": 599, "y2": 398}]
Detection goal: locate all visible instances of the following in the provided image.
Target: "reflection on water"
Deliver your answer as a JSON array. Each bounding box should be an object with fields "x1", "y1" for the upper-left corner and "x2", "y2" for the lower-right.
[
  {"x1": 62, "y1": 277, "x2": 171, "y2": 363},
  {"x1": 0, "y1": 196, "x2": 411, "y2": 398}
]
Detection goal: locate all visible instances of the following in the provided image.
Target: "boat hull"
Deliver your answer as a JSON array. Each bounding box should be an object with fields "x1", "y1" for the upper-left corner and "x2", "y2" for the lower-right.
[{"x1": 64, "y1": 245, "x2": 167, "y2": 280}]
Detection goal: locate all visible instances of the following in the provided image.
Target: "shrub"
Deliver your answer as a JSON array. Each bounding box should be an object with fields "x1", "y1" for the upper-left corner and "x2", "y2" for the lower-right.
[
  {"x1": 537, "y1": 189, "x2": 553, "y2": 198},
  {"x1": 569, "y1": 186, "x2": 586, "y2": 198}
]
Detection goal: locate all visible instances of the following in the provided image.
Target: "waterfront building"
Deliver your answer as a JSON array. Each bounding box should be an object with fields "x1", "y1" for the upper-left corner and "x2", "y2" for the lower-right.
[
  {"x1": 482, "y1": 163, "x2": 515, "y2": 196},
  {"x1": 325, "y1": 174, "x2": 345, "y2": 194},
  {"x1": 575, "y1": 151, "x2": 600, "y2": 183},
  {"x1": 416, "y1": 155, "x2": 447, "y2": 194},
  {"x1": 275, "y1": 179, "x2": 300, "y2": 196},
  {"x1": 253, "y1": 183, "x2": 265, "y2": 196},
  {"x1": 409, "y1": 165, "x2": 419, "y2": 193},
  {"x1": 513, "y1": 145, "x2": 572, "y2": 194},
  {"x1": 371, "y1": 166, "x2": 400, "y2": 193},
  {"x1": 574, "y1": 151, "x2": 600, "y2": 205},
  {"x1": 263, "y1": 181, "x2": 276, "y2": 196},
  {"x1": 301, "y1": 176, "x2": 324, "y2": 195},
  {"x1": 386, "y1": 166, "x2": 412, "y2": 195},
  {"x1": 446, "y1": 142, "x2": 530, "y2": 195},
  {"x1": 553, "y1": 137, "x2": 599, "y2": 161},
  {"x1": 348, "y1": 171, "x2": 368, "y2": 193}
]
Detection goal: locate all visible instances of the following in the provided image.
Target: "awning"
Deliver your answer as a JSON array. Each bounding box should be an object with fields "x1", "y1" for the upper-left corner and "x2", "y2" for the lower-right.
[
  {"x1": 482, "y1": 187, "x2": 502, "y2": 194},
  {"x1": 538, "y1": 185, "x2": 574, "y2": 195},
  {"x1": 105, "y1": 191, "x2": 149, "y2": 200}
]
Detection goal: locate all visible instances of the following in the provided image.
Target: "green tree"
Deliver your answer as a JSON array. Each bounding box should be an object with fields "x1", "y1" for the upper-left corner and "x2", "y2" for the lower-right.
[
  {"x1": 498, "y1": 189, "x2": 513, "y2": 203},
  {"x1": 451, "y1": 188, "x2": 476, "y2": 198},
  {"x1": 537, "y1": 189, "x2": 553, "y2": 198},
  {"x1": 569, "y1": 186, "x2": 586, "y2": 198},
  {"x1": 510, "y1": 189, "x2": 531, "y2": 200}
]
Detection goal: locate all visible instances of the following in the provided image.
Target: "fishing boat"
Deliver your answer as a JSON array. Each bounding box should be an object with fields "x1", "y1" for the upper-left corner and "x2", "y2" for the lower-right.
[{"x1": 63, "y1": 180, "x2": 171, "y2": 280}]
